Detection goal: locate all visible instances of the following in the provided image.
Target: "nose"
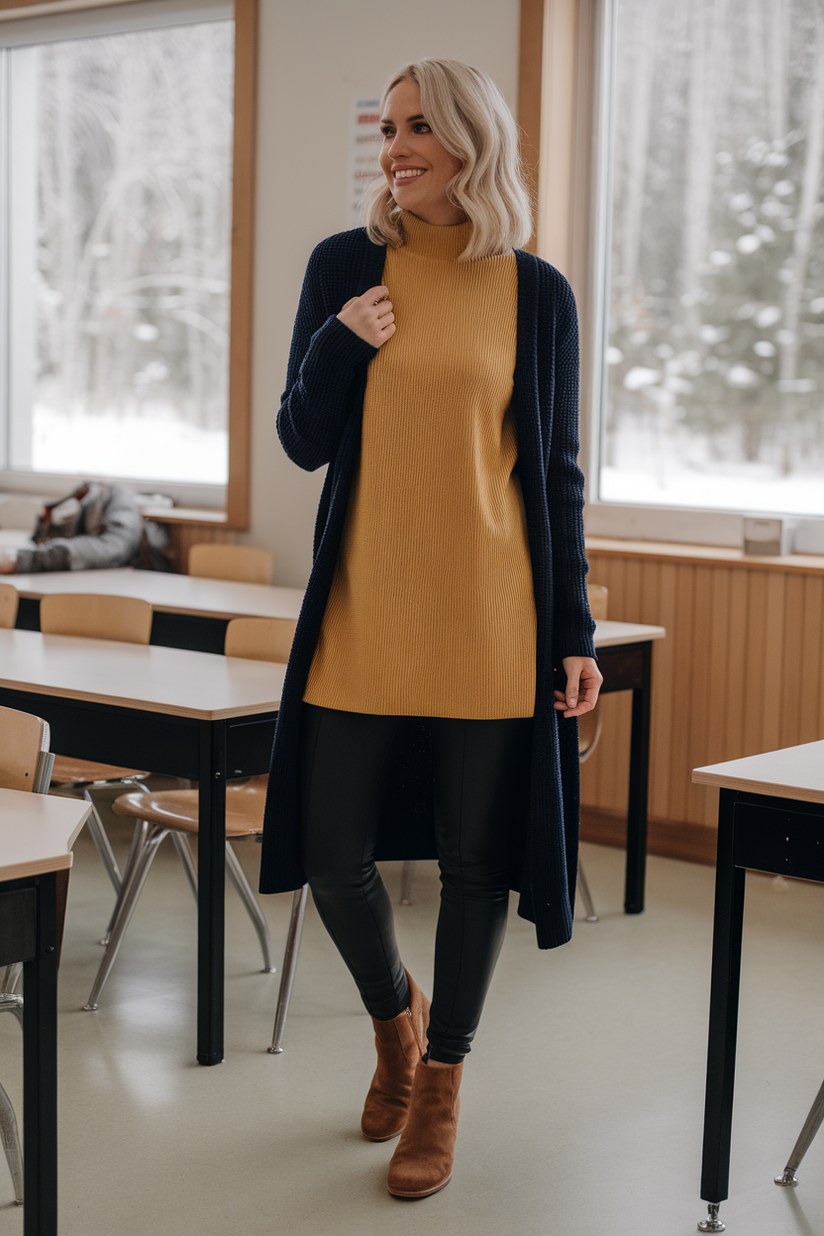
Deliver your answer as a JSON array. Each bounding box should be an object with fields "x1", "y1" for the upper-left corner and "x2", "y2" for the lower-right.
[{"x1": 388, "y1": 130, "x2": 411, "y2": 158}]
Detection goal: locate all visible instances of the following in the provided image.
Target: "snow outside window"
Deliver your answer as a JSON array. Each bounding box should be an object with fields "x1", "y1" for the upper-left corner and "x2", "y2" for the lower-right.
[
  {"x1": 0, "y1": 4, "x2": 234, "y2": 487},
  {"x1": 596, "y1": 0, "x2": 824, "y2": 520}
]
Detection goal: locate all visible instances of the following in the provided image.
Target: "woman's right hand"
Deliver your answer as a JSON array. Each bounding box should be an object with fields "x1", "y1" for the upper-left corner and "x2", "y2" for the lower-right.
[{"x1": 336, "y1": 286, "x2": 395, "y2": 347}]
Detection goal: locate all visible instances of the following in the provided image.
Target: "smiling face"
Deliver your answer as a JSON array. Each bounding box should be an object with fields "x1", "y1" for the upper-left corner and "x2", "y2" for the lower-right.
[{"x1": 378, "y1": 77, "x2": 465, "y2": 226}]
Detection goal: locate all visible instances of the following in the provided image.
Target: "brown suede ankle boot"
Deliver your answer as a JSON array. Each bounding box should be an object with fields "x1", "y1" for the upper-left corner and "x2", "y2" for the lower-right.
[
  {"x1": 361, "y1": 970, "x2": 430, "y2": 1142},
  {"x1": 387, "y1": 1057, "x2": 463, "y2": 1198}
]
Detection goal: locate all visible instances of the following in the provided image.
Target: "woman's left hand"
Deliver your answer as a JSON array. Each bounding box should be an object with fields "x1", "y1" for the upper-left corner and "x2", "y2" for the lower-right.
[{"x1": 554, "y1": 656, "x2": 603, "y2": 718}]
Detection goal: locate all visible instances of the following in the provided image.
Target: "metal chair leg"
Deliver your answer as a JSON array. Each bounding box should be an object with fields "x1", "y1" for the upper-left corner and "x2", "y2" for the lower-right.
[
  {"x1": 269, "y1": 885, "x2": 308, "y2": 1054},
  {"x1": 224, "y1": 842, "x2": 276, "y2": 972},
  {"x1": 577, "y1": 860, "x2": 599, "y2": 922},
  {"x1": 0, "y1": 994, "x2": 23, "y2": 1029},
  {"x1": 100, "y1": 820, "x2": 147, "y2": 946},
  {"x1": 400, "y1": 860, "x2": 415, "y2": 906},
  {"x1": 84, "y1": 823, "x2": 168, "y2": 1010},
  {"x1": 775, "y1": 1077, "x2": 824, "y2": 1187},
  {"x1": 83, "y1": 792, "x2": 123, "y2": 892},
  {"x1": 0, "y1": 1080, "x2": 23, "y2": 1205},
  {"x1": 170, "y1": 832, "x2": 200, "y2": 901},
  {"x1": 0, "y1": 964, "x2": 22, "y2": 997}
]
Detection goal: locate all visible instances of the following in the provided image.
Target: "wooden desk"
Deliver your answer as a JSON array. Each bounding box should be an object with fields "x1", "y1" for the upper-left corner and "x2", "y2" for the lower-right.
[
  {"x1": 13, "y1": 568, "x2": 304, "y2": 653},
  {"x1": 0, "y1": 788, "x2": 92, "y2": 1236},
  {"x1": 691, "y1": 742, "x2": 824, "y2": 1232},
  {"x1": 594, "y1": 620, "x2": 666, "y2": 913},
  {"x1": 0, "y1": 629, "x2": 285, "y2": 1067}
]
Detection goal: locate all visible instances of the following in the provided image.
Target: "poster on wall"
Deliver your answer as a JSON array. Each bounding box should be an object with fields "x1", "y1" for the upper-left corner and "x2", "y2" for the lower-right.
[{"x1": 349, "y1": 97, "x2": 382, "y2": 228}]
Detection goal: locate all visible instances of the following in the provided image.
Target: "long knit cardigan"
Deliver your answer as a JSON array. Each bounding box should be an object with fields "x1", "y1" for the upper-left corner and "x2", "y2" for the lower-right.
[{"x1": 259, "y1": 227, "x2": 596, "y2": 950}]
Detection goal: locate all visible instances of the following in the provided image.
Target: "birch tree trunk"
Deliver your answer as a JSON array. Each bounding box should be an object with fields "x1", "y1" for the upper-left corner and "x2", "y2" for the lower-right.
[{"x1": 778, "y1": 13, "x2": 824, "y2": 470}]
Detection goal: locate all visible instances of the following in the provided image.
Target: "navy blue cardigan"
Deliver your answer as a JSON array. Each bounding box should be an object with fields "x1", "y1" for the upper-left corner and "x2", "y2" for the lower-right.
[{"x1": 260, "y1": 227, "x2": 596, "y2": 950}]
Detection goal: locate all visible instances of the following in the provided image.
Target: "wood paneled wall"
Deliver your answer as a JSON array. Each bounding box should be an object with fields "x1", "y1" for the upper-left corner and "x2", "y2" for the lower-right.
[{"x1": 582, "y1": 541, "x2": 824, "y2": 855}]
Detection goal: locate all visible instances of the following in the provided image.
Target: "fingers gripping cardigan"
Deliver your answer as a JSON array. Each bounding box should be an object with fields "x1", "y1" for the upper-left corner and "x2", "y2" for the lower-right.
[{"x1": 259, "y1": 227, "x2": 596, "y2": 950}]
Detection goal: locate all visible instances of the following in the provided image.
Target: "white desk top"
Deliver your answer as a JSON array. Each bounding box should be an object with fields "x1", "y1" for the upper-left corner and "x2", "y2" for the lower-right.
[
  {"x1": 0, "y1": 788, "x2": 92, "y2": 880},
  {"x1": 593, "y1": 620, "x2": 665, "y2": 648},
  {"x1": 11, "y1": 568, "x2": 303, "y2": 621},
  {"x1": 693, "y1": 740, "x2": 824, "y2": 807},
  {"x1": 0, "y1": 628, "x2": 285, "y2": 721}
]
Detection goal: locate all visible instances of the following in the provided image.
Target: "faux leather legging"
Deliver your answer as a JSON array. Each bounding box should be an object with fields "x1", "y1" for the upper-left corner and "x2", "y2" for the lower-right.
[{"x1": 299, "y1": 702, "x2": 532, "y2": 1063}]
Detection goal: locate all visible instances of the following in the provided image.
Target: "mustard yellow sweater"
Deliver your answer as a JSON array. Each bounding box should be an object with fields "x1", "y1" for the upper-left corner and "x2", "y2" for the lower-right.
[{"x1": 303, "y1": 211, "x2": 536, "y2": 718}]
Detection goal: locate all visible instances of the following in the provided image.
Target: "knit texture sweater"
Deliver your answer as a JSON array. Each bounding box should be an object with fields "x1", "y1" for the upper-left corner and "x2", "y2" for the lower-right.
[
  {"x1": 303, "y1": 212, "x2": 535, "y2": 718},
  {"x1": 260, "y1": 226, "x2": 596, "y2": 950}
]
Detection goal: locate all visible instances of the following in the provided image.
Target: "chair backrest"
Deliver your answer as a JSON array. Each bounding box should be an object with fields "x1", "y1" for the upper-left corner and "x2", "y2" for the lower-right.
[
  {"x1": 0, "y1": 582, "x2": 18, "y2": 629},
  {"x1": 40, "y1": 594, "x2": 153, "y2": 645},
  {"x1": 0, "y1": 705, "x2": 51, "y2": 792},
  {"x1": 224, "y1": 617, "x2": 297, "y2": 663},
  {"x1": 188, "y1": 543, "x2": 273, "y2": 585},
  {"x1": 587, "y1": 582, "x2": 608, "y2": 621}
]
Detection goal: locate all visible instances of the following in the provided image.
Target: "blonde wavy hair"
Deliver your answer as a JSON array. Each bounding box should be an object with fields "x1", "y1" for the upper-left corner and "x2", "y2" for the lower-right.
[{"x1": 363, "y1": 58, "x2": 533, "y2": 261}]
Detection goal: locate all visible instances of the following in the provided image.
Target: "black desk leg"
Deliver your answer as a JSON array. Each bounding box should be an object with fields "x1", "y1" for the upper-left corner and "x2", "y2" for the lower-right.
[
  {"x1": 23, "y1": 872, "x2": 59, "y2": 1236},
  {"x1": 197, "y1": 720, "x2": 227, "y2": 1065},
  {"x1": 624, "y1": 640, "x2": 652, "y2": 913},
  {"x1": 698, "y1": 789, "x2": 746, "y2": 1232}
]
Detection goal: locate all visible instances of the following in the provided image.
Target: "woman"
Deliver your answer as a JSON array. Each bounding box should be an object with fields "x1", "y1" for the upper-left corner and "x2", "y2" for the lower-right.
[{"x1": 260, "y1": 58, "x2": 602, "y2": 1199}]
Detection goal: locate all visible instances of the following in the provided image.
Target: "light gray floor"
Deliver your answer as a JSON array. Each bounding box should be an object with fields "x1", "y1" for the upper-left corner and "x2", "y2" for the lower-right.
[{"x1": 0, "y1": 822, "x2": 822, "y2": 1236}]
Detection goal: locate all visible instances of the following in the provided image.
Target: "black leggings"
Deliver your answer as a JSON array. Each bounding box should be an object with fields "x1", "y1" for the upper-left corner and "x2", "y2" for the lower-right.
[{"x1": 299, "y1": 702, "x2": 532, "y2": 1063}]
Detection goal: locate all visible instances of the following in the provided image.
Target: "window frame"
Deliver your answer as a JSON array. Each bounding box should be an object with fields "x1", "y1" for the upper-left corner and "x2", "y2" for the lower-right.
[
  {"x1": 519, "y1": 0, "x2": 813, "y2": 549},
  {"x1": 0, "y1": 0, "x2": 256, "y2": 527}
]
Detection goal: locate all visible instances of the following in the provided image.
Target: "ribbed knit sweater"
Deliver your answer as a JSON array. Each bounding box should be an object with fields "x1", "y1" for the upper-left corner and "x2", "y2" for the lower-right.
[
  {"x1": 303, "y1": 212, "x2": 536, "y2": 718},
  {"x1": 261, "y1": 226, "x2": 596, "y2": 950}
]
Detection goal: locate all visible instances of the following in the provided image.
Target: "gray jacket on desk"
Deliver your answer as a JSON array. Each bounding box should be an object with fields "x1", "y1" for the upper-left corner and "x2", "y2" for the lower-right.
[{"x1": 15, "y1": 483, "x2": 166, "y2": 573}]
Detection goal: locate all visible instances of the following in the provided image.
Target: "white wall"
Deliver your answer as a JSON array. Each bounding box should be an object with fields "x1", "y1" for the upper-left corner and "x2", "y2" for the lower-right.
[{"x1": 246, "y1": 0, "x2": 522, "y2": 586}]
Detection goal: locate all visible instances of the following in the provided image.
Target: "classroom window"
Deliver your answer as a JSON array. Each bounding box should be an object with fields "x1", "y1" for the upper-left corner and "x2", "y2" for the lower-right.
[
  {"x1": 0, "y1": 0, "x2": 235, "y2": 490},
  {"x1": 595, "y1": 0, "x2": 824, "y2": 520}
]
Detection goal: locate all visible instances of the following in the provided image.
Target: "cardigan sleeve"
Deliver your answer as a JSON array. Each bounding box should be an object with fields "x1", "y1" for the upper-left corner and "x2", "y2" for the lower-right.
[
  {"x1": 277, "y1": 241, "x2": 378, "y2": 472},
  {"x1": 545, "y1": 276, "x2": 597, "y2": 663}
]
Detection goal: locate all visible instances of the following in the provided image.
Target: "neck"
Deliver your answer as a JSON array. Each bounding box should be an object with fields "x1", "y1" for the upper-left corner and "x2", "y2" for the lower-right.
[{"x1": 400, "y1": 211, "x2": 472, "y2": 261}]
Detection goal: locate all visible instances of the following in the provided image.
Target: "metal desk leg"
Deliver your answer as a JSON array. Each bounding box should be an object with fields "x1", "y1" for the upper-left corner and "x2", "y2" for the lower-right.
[
  {"x1": 23, "y1": 871, "x2": 59, "y2": 1236},
  {"x1": 197, "y1": 720, "x2": 227, "y2": 1065},
  {"x1": 625, "y1": 640, "x2": 652, "y2": 913},
  {"x1": 698, "y1": 790, "x2": 746, "y2": 1233}
]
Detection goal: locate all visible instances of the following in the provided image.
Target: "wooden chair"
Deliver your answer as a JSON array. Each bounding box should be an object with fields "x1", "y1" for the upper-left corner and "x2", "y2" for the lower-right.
[
  {"x1": 84, "y1": 617, "x2": 299, "y2": 1012},
  {"x1": 0, "y1": 583, "x2": 18, "y2": 629},
  {"x1": 0, "y1": 704, "x2": 53, "y2": 794},
  {"x1": 397, "y1": 583, "x2": 609, "y2": 922},
  {"x1": 225, "y1": 616, "x2": 295, "y2": 662},
  {"x1": 188, "y1": 543, "x2": 273, "y2": 585},
  {"x1": 41, "y1": 594, "x2": 153, "y2": 901},
  {"x1": 0, "y1": 703, "x2": 54, "y2": 1207},
  {"x1": 225, "y1": 618, "x2": 306, "y2": 1055}
]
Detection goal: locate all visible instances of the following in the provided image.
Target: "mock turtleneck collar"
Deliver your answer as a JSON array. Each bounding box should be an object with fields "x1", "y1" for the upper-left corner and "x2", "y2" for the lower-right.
[{"x1": 399, "y1": 210, "x2": 472, "y2": 261}]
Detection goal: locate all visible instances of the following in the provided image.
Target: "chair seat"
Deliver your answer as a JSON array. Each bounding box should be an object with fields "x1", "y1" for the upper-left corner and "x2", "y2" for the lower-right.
[
  {"x1": 51, "y1": 755, "x2": 148, "y2": 785},
  {"x1": 112, "y1": 776, "x2": 267, "y2": 836}
]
